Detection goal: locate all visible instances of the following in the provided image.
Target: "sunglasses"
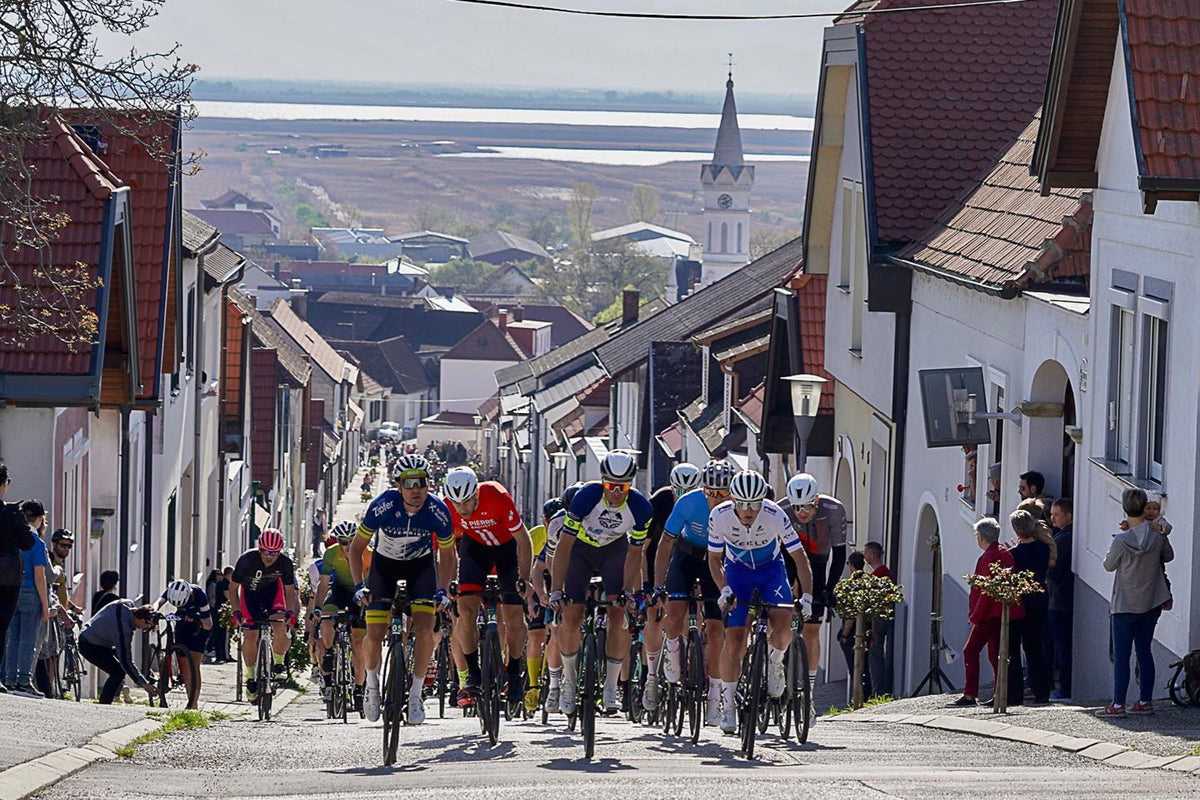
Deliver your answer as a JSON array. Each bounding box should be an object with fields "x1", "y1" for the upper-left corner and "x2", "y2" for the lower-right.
[
  {"x1": 602, "y1": 481, "x2": 631, "y2": 492},
  {"x1": 401, "y1": 477, "x2": 428, "y2": 490},
  {"x1": 734, "y1": 500, "x2": 763, "y2": 512},
  {"x1": 798, "y1": 502, "x2": 817, "y2": 513},
  {"x1": 704, "y1": 489, "x2": 731, "y2": 499}
]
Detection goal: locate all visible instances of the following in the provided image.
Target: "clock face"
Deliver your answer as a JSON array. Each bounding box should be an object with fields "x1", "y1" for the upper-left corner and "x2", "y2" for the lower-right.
[{"x1": 717, "y1": 193, "x2": 733, "y2": 210}]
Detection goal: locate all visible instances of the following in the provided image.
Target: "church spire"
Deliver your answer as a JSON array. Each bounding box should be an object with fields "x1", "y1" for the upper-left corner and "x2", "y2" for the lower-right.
[{"x1": 712, "y1": 56, "x2": 744, "y2": 167}]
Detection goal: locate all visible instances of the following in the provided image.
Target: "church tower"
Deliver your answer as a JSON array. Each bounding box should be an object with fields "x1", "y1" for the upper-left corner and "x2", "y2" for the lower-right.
[{"x1": 700, "y1": 67, "x2": 754, "y2": 285}]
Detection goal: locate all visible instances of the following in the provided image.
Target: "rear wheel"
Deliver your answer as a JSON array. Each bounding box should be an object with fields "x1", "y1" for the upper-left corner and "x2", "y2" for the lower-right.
[
  {"x1": 539, "y1": 659, "x2": 551, "y2": 725},
  {"x1": 626, "y1": 640, "x2": 644, "y2": 724},
  {"x1": 436, "y1": 634, "x2": 450, "y2": 719},
  {"x1": 581, "y1": 628, "x2": 598, "y2": 759},
  {"x1": 63, "y1": 645, "x2": 83, "y2": 702},
  {"x1": 480, "y1": 627, "x2": 502, "y2": 746},
  {"x1": 741, "y1": 634, "x2": 766, "y2": 759},
  {"x1": 686, "y1": 629, "x2": 705, "y2": 744},
  {"x1": 792, "y1": 633, "x2": 812, "y2": 744}
]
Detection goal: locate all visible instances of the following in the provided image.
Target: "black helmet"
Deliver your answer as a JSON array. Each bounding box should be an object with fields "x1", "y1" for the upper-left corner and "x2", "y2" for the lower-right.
[
  {"x1": 561, "y1": 481, "x2": 586, "y2": 510},
  {"x1": 542, "y1": 498, "x2": 564, "y2": 519}
]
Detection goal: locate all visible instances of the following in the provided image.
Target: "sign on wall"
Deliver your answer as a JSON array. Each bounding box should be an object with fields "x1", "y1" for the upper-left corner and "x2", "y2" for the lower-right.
[{"x1": 917, "y1": 367, "x2": 992, "y2": 448}]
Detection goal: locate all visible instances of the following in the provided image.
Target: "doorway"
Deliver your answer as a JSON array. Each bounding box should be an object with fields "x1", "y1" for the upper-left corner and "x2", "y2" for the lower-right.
[{"x1": 165, "y1": 492, "x2": 177, "y2": 584}]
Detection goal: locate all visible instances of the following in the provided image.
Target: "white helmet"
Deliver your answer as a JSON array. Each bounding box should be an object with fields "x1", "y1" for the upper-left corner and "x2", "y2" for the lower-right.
[
  {"x1": 443, "y1": 466, "x2": 479, "y2": 503},
  {"x1": 730, "y1": 470, "x2": 769, "y2": 503},
  {"x1": 600, "y1": 450, "x2": 637, "y2": 483},
  {"x1": 702, "y1": 459, "x2": 734, "y2": 491},
  {"x1": 786, "y1": 473, "x2": 819, "y2": 507},
  {"x1": 165, "y1": 579, "x2": 192, "y2": 606},
  {"x1": 669, "y1": 462, "x2": 702, "y2": 493}
]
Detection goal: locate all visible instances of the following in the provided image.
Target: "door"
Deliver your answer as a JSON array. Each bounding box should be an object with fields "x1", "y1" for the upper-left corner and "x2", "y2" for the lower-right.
[{"x1": 165, "y1": 492, "x2": 177, "y2": 584}]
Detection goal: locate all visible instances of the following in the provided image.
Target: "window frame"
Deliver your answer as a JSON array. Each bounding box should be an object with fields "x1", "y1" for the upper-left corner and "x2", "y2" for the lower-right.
[
  {"x1": 1105, "y1": 288, "x2": 1136, "y2": 465},
  {"x1": 1139, "y1": 293, "x2": 1170, "y2": 483}
]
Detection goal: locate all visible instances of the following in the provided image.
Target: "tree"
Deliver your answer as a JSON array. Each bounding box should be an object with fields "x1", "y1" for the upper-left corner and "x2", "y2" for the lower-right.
[
  {"x1": 429, "y1": 259, "x2": 497, "y2": 291},
  {"x1": 749, "y1": 228, "x2": 800, "y2": 261},
  {"x1": 541, "y1": 237, "x2": 667, "y2": 322},
  {"x1": 408, "y1": 204, "x2": 464, "y2": 236},
  {"x1": 566, "y1": 182, "x2": 597, "y2": 250},
  {"x1": 525, "y1": 213, "x2": 567, "y2": 250},
  {"x1": 0, "y1": 0, "x2": 195, "y2": 350},
  {"x1": 628, "y1": 184, "x2": 660, "y2": 224}
]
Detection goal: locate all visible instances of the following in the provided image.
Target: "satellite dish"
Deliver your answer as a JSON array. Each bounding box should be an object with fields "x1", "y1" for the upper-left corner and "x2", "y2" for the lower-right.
[{"x1": 918, "y1": 367, "x2": 992, "y2": 449}]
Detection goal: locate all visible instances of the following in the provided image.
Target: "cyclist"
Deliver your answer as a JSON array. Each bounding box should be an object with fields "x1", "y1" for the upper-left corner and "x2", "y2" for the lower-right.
[
  {"x1": 441, "y1": 466, "x2": 533, "y2": 711},
  {"x1": 350, "y1": 454, "x2": 451, "y2": 725},
  {"x1": 316, "y1": 520, "x2": 370, "y2": 710},
  {"x1": 653, "y1": 459, "x2": 726, "y2": 722},
  {"x1": 550, "y1": 451, "x2": 652, "y2": 714},
  {"x1": 229, "y1": 529, "x2": 299, "y2": 702},
  {"x1": 522, "y1": 497, "x2": 559, "y2": 712},
  {"x1": 781, "y1": 472, "x2": 847, "y2": 716},
  {"x1": 540, "y1": 483, "x2": 580, "y2": 713},
  {"x1": 154, "y1": 578, "x2": 213, "y2": 709},
  {"x1": 708, "y1": 470, "x2": 813, "y2": 734}
]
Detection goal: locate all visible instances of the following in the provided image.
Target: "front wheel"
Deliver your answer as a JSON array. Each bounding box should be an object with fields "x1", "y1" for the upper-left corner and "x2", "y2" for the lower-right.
[
  {"x1": 381, "y1": 637, "x2": 406, "y2": 765},
  {"x1": 626, "y1": 640, "x2": 644, "y2": 724},
  {"x1": 257, "y1": 636, "x2": 273, "y2": 721},
  {"x1": 581, "y1": 628, "x2": 598, "y2": 759},
  {"x1": 791, "y1": 633, "x2": 812, "y2": 744},
  {"x1": 480, "y1": 627, "x2": 502, "y2": 746},
  {"x1": 741, "y1": 634, "x2": 766, "y2": 759},
  {"x1": 686, "y1": 629, "x2": 705, "y2": 744}
]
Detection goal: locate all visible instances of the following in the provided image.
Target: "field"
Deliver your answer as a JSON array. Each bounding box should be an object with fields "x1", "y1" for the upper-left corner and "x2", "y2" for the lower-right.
[{"x1": 183, "y1": 117, "x2": 809, "y2": 247}]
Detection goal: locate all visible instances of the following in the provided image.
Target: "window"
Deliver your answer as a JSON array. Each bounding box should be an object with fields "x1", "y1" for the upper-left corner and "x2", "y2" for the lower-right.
[
  {"x1": 838, "y1": 185, "x2": 853, "y2": 289},
  {"x1": 721, "y1": 223, "x2": 728, "y2": 254},
  {"x1": 960, "y1": 444, "x2": 978, "y2": 506},
  {"x1": 736, "y1": 223, "x2": 743, "y2": 254},
  {"x1": 185, "y1": 285, "x2": 196, "y2": 377},
  {"x1": 707, "y1": 222, "x2": 713, "y2": 251},
  {"x1": 1144, "y1": 315, "x2": 1168, "y2": 481},
  {"x1": 1107, "y1": 304, "x2": 1135, "y2": 464}
]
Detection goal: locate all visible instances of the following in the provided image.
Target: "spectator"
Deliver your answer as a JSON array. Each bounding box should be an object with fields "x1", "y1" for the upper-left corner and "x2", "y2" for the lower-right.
[
  {"x1": 836, "y1": 551, "x2": 870, "y2": 701},
  {"x1": 985, "y1": 462, "x2": 1002, "y2": 506},
  {"x1": 1098, "y1": 487, "x2": 1172, "y2": 717},
  {"x1": 1018, "y1": 470, "x2": 1054, "y2": 518},
  {"x1": 34, "y1": 529, "x2": 82, "y2": 697},
  {"x1": 1016, "y1": 498, "x2": 1057, "y2": 567},
  {"x1": 863, "y1": 541, "x2": 893, "y2": 697},
  {"x1": 92, "y1": 570, "x2": 121, "y2": 614},
  {"x1": 204, "y1": 569, "x2": 221, "y2": 661},
  {"x1": 1006, "y1": 510, "x2": 1050, "y2": 705},
  {"x1": 211, "y1": 566, "x2": 234, "y2": 662},
  {"x1": 953, "y1": 517, "x2": 1023, "y2": 706},
  {"x1": 0, "y1": 500, "x2": 50, "y2": 698},
  {"x1": 312, "y1": 508, "x2": 327, "y2": 560},
  {"x1": 1047, "y1": 498, "x2": 1074, "y2": 701},
  {"x1": 77, "y1": 600, "x2": 158, "y2": 704},
  {"x1": 0, "y1": 464, "x2": 35, "y2": 692}
]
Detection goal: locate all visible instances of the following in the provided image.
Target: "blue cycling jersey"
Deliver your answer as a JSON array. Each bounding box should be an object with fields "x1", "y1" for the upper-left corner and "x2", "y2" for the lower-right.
[
  {"x1": 357, "y1": 489, "x2": 452, "y2": 561},
  {"x1": 160, "y1": 584, "x2": 212, "y2": 623},
  {"x1": 662, "y1": 489, "x2": 711, "y2": 550}
]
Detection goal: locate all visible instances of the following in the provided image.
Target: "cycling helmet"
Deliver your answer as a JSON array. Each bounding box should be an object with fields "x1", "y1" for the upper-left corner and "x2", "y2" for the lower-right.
[
  {"x1": 51, "y1": 528, "x2": 75, "y2": 544},
  {"x1": 542, "y1": 498, "x2": 564, "y2": 520},
  {"x1": 669, "y1": 462, "x2": 702, "y2": 494},
  {"x1": 600, "y1": 450, "x2": 637, "y2": 483},
  {"x1": 561, "y1": 481, "x2": 585, "y2": 509},
  {"x1": 786, "y1": 473, "x2": 819, "y2": 508},
  {"x1": 165, "y1": 579, "x2": 193, "y2": 606},
  {"x1": 443, "y1": 466, "x2": 479, "y2": 503},
  {"x1": 730, "y1": 470, "x2": 769, "y2": 503},
  {"x1": 258, "y1": 528, "x2": 284, "y2": 554},
  {"x1": 331, "y1": 519, "x2": 357, "y2": 543},
  {"x1": 701, "y1": 459, "x2": 734, "y2": 491},
  {"x1": 391, "y1": 454, "x2": 430, "y2": 481}
]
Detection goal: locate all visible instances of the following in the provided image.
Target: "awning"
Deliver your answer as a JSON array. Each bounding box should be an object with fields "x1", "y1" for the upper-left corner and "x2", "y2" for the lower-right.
[
  {"x1": 655, "y1": 421, "x2": 684, "y2": 458},
  {"x1": 347, "y1": 399, "x2": 364, "y2": 431}
]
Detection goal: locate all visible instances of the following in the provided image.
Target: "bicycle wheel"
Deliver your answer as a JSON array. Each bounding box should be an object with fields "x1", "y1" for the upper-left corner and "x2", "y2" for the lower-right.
[
  {"x1": 166, "y1": 646, "x2": 196, "y2": 709},
  {"x1": 792, "y1": 633, "x2": 812, "y2": 744},
  {"x1": 480, "y1": 627, "x2": 502, "y2": 746},
  {"x1": 626, "y1": 640, "x2": 644, "y2": 724},
  {"x1": 63, "y1": 645, "x2": 83, "y2": 701},
  {"x1": 662, "y1": 682, "x2": 676, "y2": 736},
  {"x1": 581, "y1": 628, "x2": 598, "y2": 759},
  {"x1": 539, "y1": 659, "x2": 551, "y2": 725},
  {"x1": 436, "y1": 634, "x2": 450, "y2": 719},
  {"x1": 257, "y1": 635, "x2": 273, "y2": 721},
  {"x1": 686, "y1": 629, "x2": 705, "y2": 744},
  {"x1": 742, "y1": 634, "x2": 766, "y2": 758},
  {"x1": 382, "y1": 637, "x2": 405, "y2": 765}
]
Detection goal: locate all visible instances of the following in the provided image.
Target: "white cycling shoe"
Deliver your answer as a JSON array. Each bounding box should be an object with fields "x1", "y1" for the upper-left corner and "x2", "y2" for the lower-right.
[
  {"x1": 559, "y1": 672, "x2": 578, "y2": 715},
  {"x1": 546, "y1": 686, "x2": 561, "y2": 712},
  {"x1": 768, "y1": 662, "x2": 786, "y2": 699},
  {"x1": 407, "y1": 694, "x2": 426, "y2": 725},
  {"x1": 365, "y1": 686, "x2": 381, "y2": 722},
  {"x1": 602, "y1": 684, "x2": 620, "y2": 713},
  {"x1": 720, "y1": 705, "x2": 738, "y2": 734},
  {"x1": 705, "y1": 696, "x2": 723, "y2": 727},
  {"x1": 642, "y1": 676, "x2": 659, "y2": 711}
]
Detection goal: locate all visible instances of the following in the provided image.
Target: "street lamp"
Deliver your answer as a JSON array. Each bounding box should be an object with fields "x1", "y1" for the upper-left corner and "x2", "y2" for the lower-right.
[{"x1": 783, "y1": 373, "x2": 827, "y2": 471}]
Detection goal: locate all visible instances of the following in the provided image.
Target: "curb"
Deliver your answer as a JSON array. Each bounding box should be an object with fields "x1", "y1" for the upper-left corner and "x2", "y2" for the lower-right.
[
  {"x1": 0, "y1": 689, "x2": 302, "y2": 800},
  {"x1": 827, "y1": 710, "x2": 1200, "y2": 775}
]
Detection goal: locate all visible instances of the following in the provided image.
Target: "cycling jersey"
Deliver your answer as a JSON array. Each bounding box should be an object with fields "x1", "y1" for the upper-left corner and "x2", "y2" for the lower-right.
[
  {"x1": 307, "y1": 561, "x2": 321, "y2": 594},
  {"x1": 357, "y1": 489, "x2": 452, "y2": 561},
  {"x1": 447, "y1": 481, "x2": 524, "y2": 547},
  {"x1": 780, "y1": 495, "x2": 848, "y2": 556},
  {"x1": 319, "y1": 542, "x2": 371, "y2": 592},
  {"x1": 528, "y1": 524, "x2": 547, "y2": 560},
  {"x1": 232, "y1": 549, "x2": 296, "y2": 594},
  {"x1": 662, "y1": 488, "x2": 710, "y2": 549},
  {"x1": 538, "y1": 512, "x2": 567, "y2": 562},
  {"x1": 707, "y1": 500, "x2": 803, "y2": 569},
  {"x1": 563, "y1": 482, "x2": 652, "y2": 547}
]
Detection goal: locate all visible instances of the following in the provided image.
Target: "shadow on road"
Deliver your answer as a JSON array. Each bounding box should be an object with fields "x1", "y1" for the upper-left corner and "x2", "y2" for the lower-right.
[
  {"x1": 540, "y1": 757, "x2": 638, "y2": 772},
  {"x1": 324, "y1": 764, "x2": 428, "y2": 776}
]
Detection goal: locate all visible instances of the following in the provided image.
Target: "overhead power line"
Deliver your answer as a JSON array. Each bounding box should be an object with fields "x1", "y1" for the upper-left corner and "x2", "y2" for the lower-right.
[{"x1": 441, "y1": 0, "x2": 1042, "y2": 20}]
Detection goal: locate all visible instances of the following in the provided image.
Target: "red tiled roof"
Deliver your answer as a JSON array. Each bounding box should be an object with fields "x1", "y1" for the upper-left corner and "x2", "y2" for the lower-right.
[
  {"x1": 863, "y1": 0, "x2": 1058, "y2": 244},
  {"x1": 1125, "y1": 0, "x2": 1200, "y2": 182},
  {"x1": 0, "y1": 118, "x2": 124, "y2": 377},
  {"x1": 188, "y1": 208, "x2": 275, "y2": 236},
  {"x1": 656, "y1": 421, "x2": 684, "y2": 457},
  {"x1": 899, "y1": 114, "x2": 1092, "y2": 290},
  {"x1": 735, "y1": 382, "x2": 765, "y2": 430},
  {"x1": 793, "y1": 273, "x2": 834, "y2": 415}
]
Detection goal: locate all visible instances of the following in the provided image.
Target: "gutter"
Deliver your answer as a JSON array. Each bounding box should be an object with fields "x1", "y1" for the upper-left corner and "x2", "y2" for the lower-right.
[
  {"x1": 191, "y1": 256, "x2": 205, "y2": 583},
  {"x1": 884, "y1": 255, "x2": 1018, "y2": 299}
]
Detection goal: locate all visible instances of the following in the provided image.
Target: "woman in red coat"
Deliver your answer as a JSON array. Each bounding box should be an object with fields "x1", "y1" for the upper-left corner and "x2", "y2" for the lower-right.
[{"x1": 953, "y1": 517, "x2": 1025, "y2": 706}]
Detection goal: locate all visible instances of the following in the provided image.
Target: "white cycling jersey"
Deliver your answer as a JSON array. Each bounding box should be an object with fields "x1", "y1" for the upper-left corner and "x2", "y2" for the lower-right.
[
  {"x1": 707, "y1": 499, "x2": 803, "y2": 569},
  {"x1": 541, "y1": 512, "x2": 567, "y2": 560}
]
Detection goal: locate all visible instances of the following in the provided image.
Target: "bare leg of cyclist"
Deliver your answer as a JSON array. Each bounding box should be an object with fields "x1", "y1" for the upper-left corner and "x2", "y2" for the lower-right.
[
  {"x1": 802, "y1": 621, "x2": 822, "y2": 690},
  {"x1": 526, "y1": 626, "x2": 547, "y2": 709},
  {"x1": 603, "y1": 598, "x2": 630, "y2": 711},
  {"x1": 407, "y1": 611, "x2": 436, "y2": 723},
  {"x1": 705, "y1": 618, "x2": 726, "y2": 713},
  {"x1": 557, "y1": 604, "x2": 585, "y2": 714},
  {"x1": 720, "y1": 626, "x2": 750, "y2": 733},
  {"x1": 350, "y1": 630, "x2": 367, "y2": 686},
  {"x1": 362, "y1": 619, "x2": 387, "y2": 721},
  {"x1": 241, "y1": 628, "x2": 259, "y2": 689},
  {"x1": 455, "y1": 596, "x2": 483, "y2": 701},
  {"x1": 501, "y1": 603, "x2": 527, "y2": 704},
  {"x1": 662, "y1": 600, "x2": 688, "y2": 683},
  {"x1": 187, "y1": 651, "x2": 203, "y2": 709},
  {"x1": 270, "y1": 619, "x2": 289, "y2": 673},
  {"x1": 545, "y1": 626, "x2": 563, "y2": 710}
]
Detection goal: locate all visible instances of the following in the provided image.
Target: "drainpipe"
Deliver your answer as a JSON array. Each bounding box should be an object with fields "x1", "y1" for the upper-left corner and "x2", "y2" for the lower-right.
[
  {"x1": 118, "y1": 406, "x2": 131, "y2": 595},
  {"x1": 191, "y1": 269, "x2": 205, "y2": 582},
  {"x1": 889, "y1": 308, "x2": 911, "y2": 691}
]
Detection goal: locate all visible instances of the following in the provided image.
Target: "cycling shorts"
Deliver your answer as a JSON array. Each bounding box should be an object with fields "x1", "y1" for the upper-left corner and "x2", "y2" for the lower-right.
[
  {"x1": 174, "y1": 620, "x2": 210, "y2": 653},
  {"x1": 457, "y1": 537, "x2": 522, "y2": 605},
  {"x1": 565, "y1": 537, "x2": 628, "y2": 602},
  {"x1": 724, "y1": 558, "x2": 793, "y2": 628},
  {"x1": 321, "y1": 584, "x2": 365, "y2": 629},
  {"x1": 365, "y1": 553, "x2": 437, "y2": 624},
  {"x1": 665, "y1": 546, "x2": 722, "y2": 621},
  {"x1": 239, "y1": 581, "x2": 286, "y2": 629}
]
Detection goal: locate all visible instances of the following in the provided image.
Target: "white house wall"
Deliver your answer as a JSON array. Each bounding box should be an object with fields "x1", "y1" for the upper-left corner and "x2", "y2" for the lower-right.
[{"x1": 440, "y1": 359, "x2": 516, "y2": 414}]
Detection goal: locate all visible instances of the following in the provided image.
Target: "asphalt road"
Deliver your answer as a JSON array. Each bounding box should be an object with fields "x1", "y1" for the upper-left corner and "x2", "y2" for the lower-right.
[{"x1": 35, "y1": 685, "x2": 1200, "y2": 800}]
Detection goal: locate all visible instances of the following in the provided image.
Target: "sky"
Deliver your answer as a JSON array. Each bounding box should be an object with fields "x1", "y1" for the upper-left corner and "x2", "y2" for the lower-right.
[{"x1": 119, "y1": 0, "x2": 831, "y2": 97}]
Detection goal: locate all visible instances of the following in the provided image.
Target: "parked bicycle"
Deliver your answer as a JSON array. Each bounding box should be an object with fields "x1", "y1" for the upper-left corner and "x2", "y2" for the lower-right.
[{"x1": 147, "y1": 613, "x2": 197, "y2": 709}]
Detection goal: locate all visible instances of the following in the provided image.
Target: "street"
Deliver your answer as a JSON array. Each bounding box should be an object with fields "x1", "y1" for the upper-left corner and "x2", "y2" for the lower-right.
[{"x1": 35, "y1": 686, "x2": 1200, "y2": 799}]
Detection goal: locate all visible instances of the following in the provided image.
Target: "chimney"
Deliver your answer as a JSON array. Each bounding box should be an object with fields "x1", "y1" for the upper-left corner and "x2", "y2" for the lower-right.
[
  {"x1": 290, "y1": 278, "x2": 308, "y2": 319},
  {"x1": 498, "y1": 309, "x2": 508, "y2": 331},
  {"x1": 512, "y1": 305, "x2": 524, "y2": 323},
  {"x1": 621, "y1": 289, "x2": 640, "y2": 326},
  {"x1": 272, "y1": 261, "x2": 281, "y2": 280}
]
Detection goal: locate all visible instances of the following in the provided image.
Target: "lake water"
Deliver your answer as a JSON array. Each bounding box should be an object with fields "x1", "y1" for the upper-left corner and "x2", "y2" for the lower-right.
[
  {"x1": 437, "y1": 146, "x2": 809, "y2": 167},
  {"x1": 194, "y1": 100, "x2": 814, "y2": 132}
]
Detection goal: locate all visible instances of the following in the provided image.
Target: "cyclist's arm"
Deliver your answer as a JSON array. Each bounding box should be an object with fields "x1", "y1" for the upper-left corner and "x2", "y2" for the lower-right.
[
  {"x1": 284, "y1": 582, "x2": 299, "y2": 617},
  {"x1": 315, "y1": 575, "x2": 331, "y2": 609},
  {"x1": 513, "y1": 523, "x2": 532, "y2": 586},
  {"x1": 787, "y1": 545, "x2": 814, "y2": 597},
  {"x1": 226, "y1": 579, "x2": 241, "y2": 613},
  {"x1": 653, "y1": 534, "x2": 675, "y2": 588},
  {"x1": 622, "y1": 544, "x2": 641, "y2": 595},
  {"x1": 707, "y1": 550, "x2": 727, "y2": 592},
  {"x1": 550, "y1": 531, "x2": 575, "y2": 594},
  {"x1": 437, "y1": 539, "x2": 456, "y2": 595},
  {"x1": 348, "y1": 530, "x2": 369, "y2": 586}
]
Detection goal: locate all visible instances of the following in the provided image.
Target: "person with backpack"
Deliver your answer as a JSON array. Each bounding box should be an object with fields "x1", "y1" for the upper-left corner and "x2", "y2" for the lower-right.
[
  {"x1": 0, "y1": 499, "x2": 50, "y2": 697},
  {"x1": 0, "y1": 465, "x2": 35, "y2": 692}
]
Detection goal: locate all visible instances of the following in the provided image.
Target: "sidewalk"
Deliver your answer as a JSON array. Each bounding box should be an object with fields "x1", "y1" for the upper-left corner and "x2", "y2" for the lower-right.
[{"x1": 827, "y1": 688, "x2": 1200, "y2": 773}]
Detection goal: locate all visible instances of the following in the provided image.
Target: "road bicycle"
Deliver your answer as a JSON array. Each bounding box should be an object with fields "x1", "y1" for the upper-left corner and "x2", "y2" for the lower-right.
[
  {"x1": 57, "y1": 613, "x2": 86, "y2": 702},
  {"x1": 147, "y1": 613, "x2": 196, "y2": 709},
  {"x1": 381, "y1": 581, "x2": 412, "y2": 765},
  {"x1": 459, "y1": 577, "x2": 505, "y2": 747},
  {"x1": 433, "y1": 608, "x2": 455, "y2": 719},
  {"x1": 734, "y1": 590, "x2": 774, "y2": 759},
  {"x1": 322, "y1": 610, "x2": 354, "y2": 723},
  {"x1": 662, "y1": 579, "x2": 708, "y2": 744},
  {"x1": 780, "y1": 602, "x2": 812, "y2": 743},
  {"x1": 565, "y1": 578, "x2": 623, "y2": 760},
  {"x1": 624, "y1": 593, "x2": 647, "y2": 724}
]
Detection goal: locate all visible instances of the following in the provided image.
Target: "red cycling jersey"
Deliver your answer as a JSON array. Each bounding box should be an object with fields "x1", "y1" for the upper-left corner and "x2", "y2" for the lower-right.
[{"x1": 448, "y1": 481, "x2": 523, "y2": 546}]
